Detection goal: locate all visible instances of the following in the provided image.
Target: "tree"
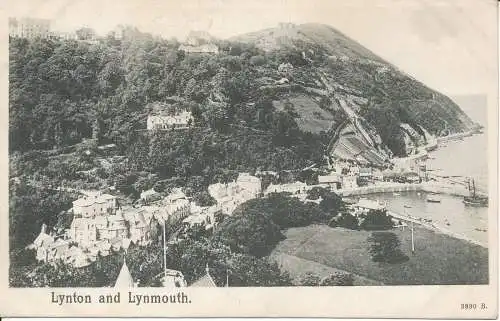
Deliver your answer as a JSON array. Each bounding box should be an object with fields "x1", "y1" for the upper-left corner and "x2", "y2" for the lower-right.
[
  {"x1": 367, "y1": 232, "x2": 409, "y2": 264},
  {"x1": 359, "y1": 209, "x2": 394, "y2": 230},
  {"x1": 213, "y1": 210, "x2": 284, "y2": 257},
  {"x1": 329, "y1": 213, "x2": 359, "y2": 230},
  {"x1": 193, "y1": 190, "x2": 216, "y2": 207},
  {"x1": 227, "y1": 254, "x2": 292, "y2": 287}
]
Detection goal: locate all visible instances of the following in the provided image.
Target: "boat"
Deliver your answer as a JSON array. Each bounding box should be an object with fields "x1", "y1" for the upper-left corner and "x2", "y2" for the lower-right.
[
  {"x1": 463, "y1": 178, "x2": 488, "y2": 207},
  {"x1": 426, "y1": 195, "x2": 441, "y2": 203}
]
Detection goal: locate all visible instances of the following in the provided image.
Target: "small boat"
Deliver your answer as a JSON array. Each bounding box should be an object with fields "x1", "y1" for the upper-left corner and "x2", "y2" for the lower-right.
[
  {"x1": 474, "y1": 228, "x2": 487, "y2": 232},
  {"x1": 463, "y1": 178, "x2": 488, "y2": 207},
  {"x1": 426, "y1": 195, "x2": 441, "y2": 203},
  {"x1": 393, "y1": 192, "x2": 401, "y2": 196}
]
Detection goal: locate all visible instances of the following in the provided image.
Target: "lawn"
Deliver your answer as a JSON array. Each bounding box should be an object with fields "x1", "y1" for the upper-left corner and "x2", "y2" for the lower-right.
[{"x1": 271, "y1": 225, "x2": 488, "y2": 285}]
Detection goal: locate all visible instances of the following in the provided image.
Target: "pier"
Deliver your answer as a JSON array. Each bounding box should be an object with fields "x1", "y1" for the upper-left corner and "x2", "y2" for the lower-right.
[
  {"x1": 337, "y1": 181, "x2": 469, "y2": 197},
  {"x1": 387, "y1": 210, "x2": 487, "y2": 248}
]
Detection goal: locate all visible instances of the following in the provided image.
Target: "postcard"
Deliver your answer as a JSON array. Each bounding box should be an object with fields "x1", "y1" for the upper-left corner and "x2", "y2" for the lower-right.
[{"x1": 0, "y1": 0, "x2": 497, "y2": 318}]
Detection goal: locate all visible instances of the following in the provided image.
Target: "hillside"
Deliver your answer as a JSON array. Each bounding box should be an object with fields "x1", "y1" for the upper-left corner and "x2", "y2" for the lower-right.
[
  {"x1": 231, "y1": 23, "x2": 385, "y2": 63},
  {"x1": 231, "y1": 23, "x2": 476, "y2": 157},
  {"x1": 9, "y1": 22, "x2": 477, "y2": 193}
]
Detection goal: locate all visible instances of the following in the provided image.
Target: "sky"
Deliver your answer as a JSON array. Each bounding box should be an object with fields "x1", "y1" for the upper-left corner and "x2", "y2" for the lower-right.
[{"x1": 5, "y1": 0, "x2": 498, "y2": 97}]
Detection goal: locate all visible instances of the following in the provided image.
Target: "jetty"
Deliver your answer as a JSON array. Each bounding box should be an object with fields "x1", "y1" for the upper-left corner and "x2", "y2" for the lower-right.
[
  {"x1": 388, "y1": 210, "x2": 487, "y2": 248},
  {"x1": 337, "y1": 181, "x2": 469, "y2": 197}
]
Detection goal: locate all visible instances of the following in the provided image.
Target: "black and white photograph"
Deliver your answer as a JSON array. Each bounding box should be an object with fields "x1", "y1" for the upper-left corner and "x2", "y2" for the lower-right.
[{"x1": 2, "y1": 0, "x2": 498, "y2": 317}]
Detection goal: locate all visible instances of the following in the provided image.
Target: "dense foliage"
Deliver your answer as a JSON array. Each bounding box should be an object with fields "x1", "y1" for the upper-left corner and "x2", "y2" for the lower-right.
[{"x1": 367, "y1": 232, "x2": 409, "y2": 264}]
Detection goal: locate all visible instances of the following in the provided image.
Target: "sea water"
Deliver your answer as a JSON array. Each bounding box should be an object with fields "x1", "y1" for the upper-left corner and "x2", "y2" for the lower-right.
[{"x1": 376, "y1": 99, "x2": 490, "y2": 246}]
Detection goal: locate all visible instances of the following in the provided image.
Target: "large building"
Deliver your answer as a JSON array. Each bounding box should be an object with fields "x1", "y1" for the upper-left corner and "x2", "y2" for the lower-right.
[
  {"x1": 72, "y1": 191, "x2": 117, "y2": 218},
  {"x1": 9, "y1": 17, "x2": 51, "y2": 39},
  {"x1": 208, "y1": 173, "x2": 262, "y2": 215}
]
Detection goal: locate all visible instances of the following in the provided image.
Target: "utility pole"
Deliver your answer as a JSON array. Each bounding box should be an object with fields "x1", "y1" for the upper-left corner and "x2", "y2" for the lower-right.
[
  {"x1": 411, "y1": 220, "x2": 415, "y2": 255},
  {"x1": 404, "y1": 204, "x2": 415, "y2": 255},
  {"x1": 163, "y1": 219, "x2": 167, "y2": 281}
]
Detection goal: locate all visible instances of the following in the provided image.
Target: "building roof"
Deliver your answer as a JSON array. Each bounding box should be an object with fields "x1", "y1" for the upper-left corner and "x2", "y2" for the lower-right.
[
  {"x1": 33, "y1": 232, "x2": 54, "y2": 248},
  {"x1": 115, "y1": 260, "x2": 135, "y2": 288},
  {"x1": 190, "y1": 266, "x2": 217, "y2": 287},
  {"x1": 73, "y1": 192, "x2": 116, "y2": 207},
  {"x1": 318, "y1": 174, "x2": 342, "y2": 184},
  {"x1": 190, "y1": 273, "x2": 217, "y2": 287}
]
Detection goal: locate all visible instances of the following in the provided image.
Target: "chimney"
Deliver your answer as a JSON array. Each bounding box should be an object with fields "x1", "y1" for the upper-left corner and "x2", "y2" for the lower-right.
[{"x1": 41, "y1": 223, "x2": 47, "y2": 235}]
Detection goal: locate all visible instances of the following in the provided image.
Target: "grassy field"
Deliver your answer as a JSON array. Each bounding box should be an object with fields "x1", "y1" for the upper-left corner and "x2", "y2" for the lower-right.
[
  {"x1": 273, "y1": 95, "x2": 334, "y2": 134},
  {"x1": 271, "y1": 225, "x2": 488, "y2": 285}
]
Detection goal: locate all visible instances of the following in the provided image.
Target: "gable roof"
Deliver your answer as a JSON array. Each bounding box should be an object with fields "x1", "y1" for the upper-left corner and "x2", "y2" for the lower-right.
[
  {"x1": 190, "y1": 267, "x2": 217, "y2": 287},
  {"x1": 115, "y1": 260, "x2": 135, "y2": 288}
]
